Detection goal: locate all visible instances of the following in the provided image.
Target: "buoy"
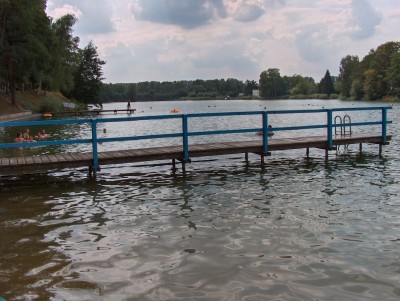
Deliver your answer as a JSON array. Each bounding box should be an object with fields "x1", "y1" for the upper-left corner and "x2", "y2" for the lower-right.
[
  {"x1": 170, "y1": 109, "x2": 180, "y2": 113},
  {"x1": 42, "y1": 113, "x2": 52, "y2": 118}
]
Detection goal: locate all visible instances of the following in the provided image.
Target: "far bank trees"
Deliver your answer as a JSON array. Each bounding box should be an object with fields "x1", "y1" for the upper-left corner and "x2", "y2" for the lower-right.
[
  {"x1": 258, "y1": 68, "x2": 332, "y2": 99},
  {"x1": 337, "y1": 41, "x2": 400, "y2": 100}
]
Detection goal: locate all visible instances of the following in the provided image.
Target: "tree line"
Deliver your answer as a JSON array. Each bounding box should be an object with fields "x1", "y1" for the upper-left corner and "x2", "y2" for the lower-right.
[
  {"x1": 100, "y1": 79, "x2": 258, "y2": 102},
  {"x1": 258, "y1": 69, "x2": 336, "y2": 99},
  {"x1": 258, "y1": 41, "x2": 400, "y2": 101},
  {"x1": 338, "y1": 41, "x2": 400, "y2": 100},
  {"x1": 100, "y1": 70, "x2": 337, "y2": 102},
  {"x1": 0, "y1": 0, "x2": 105, "y2": 106}
]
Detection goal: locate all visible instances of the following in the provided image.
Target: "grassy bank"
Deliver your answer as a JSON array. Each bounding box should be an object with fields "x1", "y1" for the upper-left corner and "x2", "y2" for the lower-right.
[{"x1": 0, "y1": 90, "x2": 80, "y2": 116}]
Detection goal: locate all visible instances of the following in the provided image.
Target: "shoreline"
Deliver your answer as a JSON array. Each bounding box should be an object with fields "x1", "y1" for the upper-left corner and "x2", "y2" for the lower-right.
[{"x1": 0, "y1": 111, "x2": 36, "y2": 122}]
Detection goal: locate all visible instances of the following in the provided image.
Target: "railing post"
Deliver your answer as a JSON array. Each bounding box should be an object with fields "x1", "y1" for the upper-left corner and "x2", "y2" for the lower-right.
[
  {"x1": 91, "y1": 118, "x2": 99, "y2": 173},
  {"x1": 182, "y1": 114, "x2": 189, "y2": 162},
  {"x1": 327, "y1": 109, "x2": 333, "y2": 149},
  {"x1": 262, "y1": 111, "x2": 269, "y2": 154},
  {"x1": 381, "y1": 107, "x2": 387, "y2": 143}
]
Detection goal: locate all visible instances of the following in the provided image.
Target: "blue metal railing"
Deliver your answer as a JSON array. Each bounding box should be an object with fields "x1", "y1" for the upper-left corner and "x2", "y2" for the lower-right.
[{"x1": 0, "y1": 107, "x2": 392, "y2": 172}]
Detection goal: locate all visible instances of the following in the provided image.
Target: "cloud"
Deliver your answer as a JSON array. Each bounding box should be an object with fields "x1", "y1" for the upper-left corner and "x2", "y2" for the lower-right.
[
  {"x1": 348, "y1": 0, "x2": 382, "y2": 40},
  {"x1": 131, "y1": 0, "x2": 227, "y2": 29},
  {"x1": 264, "y1": 0, "x2": 286, "y2": 9},
  {"x1": 295, "y1": 26, "x2": 328, "y2": 63},
  {"x1": 102, "y1": 43, "x2": 135, "y2": 83},
  {"x1": 47, "y1": 0, "x2": 114, "y2": 35},
  {"x1": 234, "y1": 3, "x2": 265, "y2": 22},
  {"x1": 191, "y1": 44, "x2": 258, "y2": 79},
  {"x1": 47, "y1": 0, "x2": 397, "y2": 83}
]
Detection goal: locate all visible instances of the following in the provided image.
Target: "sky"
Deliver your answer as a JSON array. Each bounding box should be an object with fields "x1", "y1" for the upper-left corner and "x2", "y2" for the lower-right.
[{"x1": 45, "y1": 0, "x2": 400, "y2": 84}]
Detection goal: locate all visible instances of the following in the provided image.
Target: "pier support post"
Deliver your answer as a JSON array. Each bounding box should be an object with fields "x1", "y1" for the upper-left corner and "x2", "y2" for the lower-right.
[
  {"x1": 359, "y1": 143, "x2": 362, "y2": 155},
  {"x1": 182, "y1": 115, "x2": 189, "y2": 162},
  {"x1": 262, "y1": 112, "x2": 269, "y2": 155},
  {"x1": 245, "y1": 152, "x2": 249, "y2": 164},
  {"x1": 88, "y1": 166, "x2": 97, "y2": 179},
  {"x1": 381, "y1": 108, "x2": 388, "y2": 143},
  {"x1": 91, "y1": 118, "x2": 99, "y2": 175},
  {"x1": 327, "y1": 110, "x2": 333, "y2": 149},
  {"x1": 172, "y1": 159, "x2": 176, "y2": 170},
  {"x1": 325, "y1": 149, "x2": 329, "y2": 161},
  {"x1": 379, "y1": 144, "x2": 383, "y2": 157},
  {"x1": 306, "y1": 148, "x2": 309, "y2": 159}
]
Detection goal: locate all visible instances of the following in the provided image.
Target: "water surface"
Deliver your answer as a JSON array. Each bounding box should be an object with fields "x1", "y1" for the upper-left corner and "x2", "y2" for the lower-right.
[{"x1": 0, "y1": 99, "x2": 399, "y2": 301}]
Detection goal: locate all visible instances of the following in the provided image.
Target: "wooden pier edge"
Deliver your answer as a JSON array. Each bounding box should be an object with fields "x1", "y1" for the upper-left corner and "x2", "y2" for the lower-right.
[{"x1": 0, "y1": 134, "x2": 392, "y2": 177}]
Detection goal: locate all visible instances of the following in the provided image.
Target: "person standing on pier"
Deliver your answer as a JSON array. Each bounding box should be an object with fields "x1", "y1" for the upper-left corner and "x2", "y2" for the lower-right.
[{"x1": 127, "y1": 100, "x2": 131, "y2": 110}]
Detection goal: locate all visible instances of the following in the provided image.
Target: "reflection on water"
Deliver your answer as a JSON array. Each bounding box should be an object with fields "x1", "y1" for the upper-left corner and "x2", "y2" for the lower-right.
[{"x1": 0, "y1": 100, "x2": 399, "y2": 301}]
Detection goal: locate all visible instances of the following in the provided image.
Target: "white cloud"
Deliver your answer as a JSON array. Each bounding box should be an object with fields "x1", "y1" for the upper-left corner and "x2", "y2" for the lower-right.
[
  {"x1": 348, "y1": 0, "x2": 382, "y2": 40},
  {"x1": 46, "y1": 4, "x2": 82, "y2": 20},
  {"x1": 47, "y1": 0, "x2": 397, "y2": 83},
  {"x1": 234, "y1": 3, "x2": 265, "y2": 22},
  {"x1": 47, "y1": 0, "x2": 115, "y2": 35}
]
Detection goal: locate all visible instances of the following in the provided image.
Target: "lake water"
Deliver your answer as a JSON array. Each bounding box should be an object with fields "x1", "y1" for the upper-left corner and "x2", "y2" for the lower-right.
[{"x1": 0, "y1": 99, "x2": 399, "y2": 301}]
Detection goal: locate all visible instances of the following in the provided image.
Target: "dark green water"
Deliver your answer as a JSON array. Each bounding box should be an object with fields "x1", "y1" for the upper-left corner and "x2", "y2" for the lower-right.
[{"x1": 0, "y1": 100, "x2": 399, "y2": 301}]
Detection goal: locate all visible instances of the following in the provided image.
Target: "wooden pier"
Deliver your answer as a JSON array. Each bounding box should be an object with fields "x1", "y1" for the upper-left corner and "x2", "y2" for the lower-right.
[
  {"x1": 0, "y1": 107, "x2": 392, "y2": 177},
  {"x1": 0, "y1": 134, "x2": 391, "y2": 176},
  {"x1": 50, "y1": 109, "x2": 137, "y2": 116}
]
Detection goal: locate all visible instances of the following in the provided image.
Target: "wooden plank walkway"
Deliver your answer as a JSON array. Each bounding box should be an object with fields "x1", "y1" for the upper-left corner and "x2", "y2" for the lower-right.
[
  {"x1": 0, "y1": 134, "x2": 391, "y2": 175},
  {"x1": 51, "y1": 109, "x2": 136, "y2": 116}
]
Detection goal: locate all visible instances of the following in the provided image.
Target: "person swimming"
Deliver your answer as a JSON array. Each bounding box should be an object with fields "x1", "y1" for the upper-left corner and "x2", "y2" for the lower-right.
[
  {"x1": 37, "y1": 129, "x2": 49, "y2": 140},
  {"x1": 22, "y1": 129, "x2": 33, "y2": 140},
  {"x1": 256, "y1": 125, "x2": 274, "y2": 137},
  {"x1": 14, "y1": 132, "x2": 25, "y2": 143}
]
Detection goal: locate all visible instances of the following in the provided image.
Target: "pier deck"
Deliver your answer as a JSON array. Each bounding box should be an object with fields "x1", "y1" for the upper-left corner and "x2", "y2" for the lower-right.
[{"x1": 0, "y1": 134, "x2": 391, "y2": 175}]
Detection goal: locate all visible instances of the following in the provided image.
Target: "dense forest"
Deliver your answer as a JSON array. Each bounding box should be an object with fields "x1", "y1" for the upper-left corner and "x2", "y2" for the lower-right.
[
  {"x1": 0, "y1": 0, "x2": 104, "y2": 107},
  {"x1": 98, "y1": 72, "x2": 336, "y2": 103},
  {"x1": 257, "y1": 41, "x2": 400, "y2": 101},
  {"x1": 100, "y1": 79, "x2": 258, "y2": 102},
  {"x1": 1, "y1": 1, "x2": 399, "y2": 106}
]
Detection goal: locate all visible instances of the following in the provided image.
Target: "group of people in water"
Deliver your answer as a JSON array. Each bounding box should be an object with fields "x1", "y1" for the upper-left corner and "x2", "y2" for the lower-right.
[
  {"x1": 13, "y1": 123, "x2": 272, "y2": 143},
  {"x1": 14, "y1": 129, "x2": 49, "y2": 143}
]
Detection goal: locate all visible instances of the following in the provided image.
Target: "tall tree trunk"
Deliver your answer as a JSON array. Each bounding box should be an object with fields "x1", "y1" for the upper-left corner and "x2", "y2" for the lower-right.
[
  {"x1": 37, "y1": 79, "x2": 41, "y2": 96},
  {"x1": 6, "y1": 54, "x2": 17, "y2": 106}
]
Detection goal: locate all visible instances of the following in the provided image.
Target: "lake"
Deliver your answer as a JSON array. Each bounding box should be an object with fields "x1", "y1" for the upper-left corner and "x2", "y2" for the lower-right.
[{"x1": 0, "y1": 99, "x2": 399, "y2": 301}]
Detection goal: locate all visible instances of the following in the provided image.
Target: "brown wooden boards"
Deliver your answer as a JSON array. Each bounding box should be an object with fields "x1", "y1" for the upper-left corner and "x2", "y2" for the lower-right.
[{"x1": 0, "y1": 134, "x2": 392, "y2": 175}]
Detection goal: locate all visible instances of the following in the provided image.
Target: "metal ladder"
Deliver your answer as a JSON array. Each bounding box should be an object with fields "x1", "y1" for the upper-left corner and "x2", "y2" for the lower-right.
[
  {"x1": 334, "y1": 114, "x2": 352, "y2": 136},
  {"x1": 334, "y1": 114, "x2": 352, "y2": 154}
]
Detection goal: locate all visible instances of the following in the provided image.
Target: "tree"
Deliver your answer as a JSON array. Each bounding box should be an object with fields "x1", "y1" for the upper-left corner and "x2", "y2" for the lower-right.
[
  {"x1": 338, "y1": 55, "x2": 359, "y2": 98},
  {"x1": 71, "y1": 41, "x2": 105, "y2": 104},
  {"x1": 244, "y1": 80, "x2": 258, "y2": 96},
  {"x1": 48, "y1": 14, "x2": 80, "y2": 95},
  {"x1": 350, "y1": 79, "x2": 363, "y2": 100},
  {"x1": 386, "y1": 52, "x2": 400, "y2": 98},
  {"x1": 363, "y1": 69, "x2": 383, "y2": 100},
  {"x1": 259, "y1": 68, "x2": 285, "y2": 98},
  {"x1": 0, "y1": 0, "x2": 52, "y2": 105},
  {"x1": 289, "y1": 75, "x2": 316, "y2": 95},
  {"x1": 126, "y1": 83, "x2": 136, "y2": 100},
  {"x1": 319, "y1": 70, "x2": 334, "y2": 95}
]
